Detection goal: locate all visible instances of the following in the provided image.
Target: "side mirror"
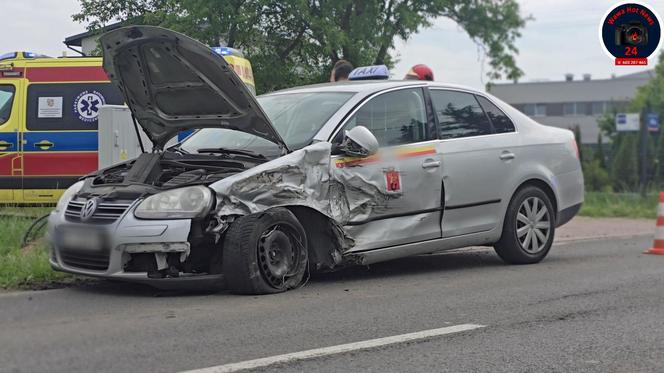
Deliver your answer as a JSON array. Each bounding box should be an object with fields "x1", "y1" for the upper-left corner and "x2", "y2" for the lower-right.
[{"x1": 340, "y1": 126, "x2": 379, "y2": 157}]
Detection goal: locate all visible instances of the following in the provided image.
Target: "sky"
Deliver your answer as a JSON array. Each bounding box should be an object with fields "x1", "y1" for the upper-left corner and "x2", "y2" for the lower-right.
[{"x1": 1, "y1": 0, "x2": 662, "y2": 90}]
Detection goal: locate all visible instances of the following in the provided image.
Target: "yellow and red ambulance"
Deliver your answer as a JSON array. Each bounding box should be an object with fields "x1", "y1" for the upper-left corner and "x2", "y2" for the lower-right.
[{"x1": 0, "y1": 49, "x2": 254, "y2": 204}]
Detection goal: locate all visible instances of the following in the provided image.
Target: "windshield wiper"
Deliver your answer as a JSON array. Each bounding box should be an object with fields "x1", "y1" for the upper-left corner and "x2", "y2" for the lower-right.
[{"x1": 197, "y1": 147, "x2": 266, "y2": 159}]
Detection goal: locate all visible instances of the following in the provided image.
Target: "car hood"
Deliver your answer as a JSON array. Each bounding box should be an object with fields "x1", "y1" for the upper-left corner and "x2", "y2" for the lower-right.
[{"x1": 100, "y1": 26, "x2": 288, "y2": 151}]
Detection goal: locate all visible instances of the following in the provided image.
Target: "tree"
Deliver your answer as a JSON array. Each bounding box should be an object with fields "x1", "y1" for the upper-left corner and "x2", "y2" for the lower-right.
[{"x1": 73, "y1": 0, "x2": 529, "y2": 93}]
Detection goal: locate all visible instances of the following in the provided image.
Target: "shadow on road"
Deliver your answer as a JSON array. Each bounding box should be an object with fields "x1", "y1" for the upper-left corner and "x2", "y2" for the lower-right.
[
  {"x1": 313, "y1": 248, "x2": 505, "y2": 283},
  {"x1": 62, "y1": 247, "x2": 519, "y2": 297}
]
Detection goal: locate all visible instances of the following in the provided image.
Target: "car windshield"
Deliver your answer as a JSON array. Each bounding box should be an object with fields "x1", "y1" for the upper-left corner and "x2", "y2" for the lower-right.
[{"x1": 179, "y1": 91, "x2": 354, "y2": 157}]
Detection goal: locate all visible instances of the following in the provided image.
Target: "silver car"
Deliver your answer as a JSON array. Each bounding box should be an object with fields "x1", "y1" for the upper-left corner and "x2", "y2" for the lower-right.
[{"x1": 47, "y1": 26, "x2": 584, "y2": 294}]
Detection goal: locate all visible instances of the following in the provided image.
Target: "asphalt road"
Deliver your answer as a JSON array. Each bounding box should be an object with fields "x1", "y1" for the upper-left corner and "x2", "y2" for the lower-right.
[{"x1": 1, "y1": 236, "x2": 663, "y2": 373}]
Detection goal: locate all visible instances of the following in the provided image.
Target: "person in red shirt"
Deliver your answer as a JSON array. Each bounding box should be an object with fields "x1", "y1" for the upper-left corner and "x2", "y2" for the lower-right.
[{"x1": 404, "y1": 64, "x2": 434, "y2": 81}]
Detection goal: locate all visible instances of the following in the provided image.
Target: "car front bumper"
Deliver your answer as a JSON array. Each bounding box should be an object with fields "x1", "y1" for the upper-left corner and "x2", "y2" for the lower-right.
[{"x1": 48, "y1": 201, "x2": 223, "y2": 289}]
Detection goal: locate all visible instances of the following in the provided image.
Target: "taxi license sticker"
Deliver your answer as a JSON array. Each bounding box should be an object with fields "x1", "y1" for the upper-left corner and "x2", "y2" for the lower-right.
[
  {"x1": 384, "y1": 167, "x2": 402, "y2": 194},
  {"x1": 73, "y1": 90, "x2": 106, "y2": 123}
]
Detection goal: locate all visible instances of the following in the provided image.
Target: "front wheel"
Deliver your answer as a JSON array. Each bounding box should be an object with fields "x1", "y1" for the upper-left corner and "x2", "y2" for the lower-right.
[
  {"x1": 494, "y1": 186, "x2": 555, "y2": 264},
  {"x1": 222, "y1": 208, "x2": 308, "y2": 295}
]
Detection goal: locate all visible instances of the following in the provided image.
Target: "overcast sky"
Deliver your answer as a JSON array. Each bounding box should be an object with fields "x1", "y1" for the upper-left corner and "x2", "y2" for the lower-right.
[{"x1": 2, "y1": 0, "x2": 662, "y2": 90}]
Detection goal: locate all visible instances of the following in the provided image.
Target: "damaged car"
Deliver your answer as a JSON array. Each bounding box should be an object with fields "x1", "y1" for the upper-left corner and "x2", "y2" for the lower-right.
[{"x1": 47, "y1": 26, "x2": 584, "y2": 294}]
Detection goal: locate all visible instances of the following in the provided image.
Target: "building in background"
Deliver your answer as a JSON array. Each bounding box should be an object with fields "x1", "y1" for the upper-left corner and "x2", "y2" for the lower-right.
[
  {"x1": 488, "y1": 71, "x2": 654, "y2": 144},
  {"x1": 64, "y1": 22, "x2": 123, "y2": 56}
]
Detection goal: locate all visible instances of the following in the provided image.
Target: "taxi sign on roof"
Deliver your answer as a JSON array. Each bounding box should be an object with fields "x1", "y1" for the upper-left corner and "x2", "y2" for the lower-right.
[{"x1": 348, "y1": 65, "x2": 389, "y2": 80}]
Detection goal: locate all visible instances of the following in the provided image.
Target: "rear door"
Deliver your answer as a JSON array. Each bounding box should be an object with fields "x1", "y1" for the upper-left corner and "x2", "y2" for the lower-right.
[
  {"x1": 21, "y1": 71, "x2": 123, "y2": 202},
  {"x1": 429, "y1": 89, "x2": 518, "y2": 237},
  {"x1": 332, "y1": 87, "x2": 444, "y2": 251},
  {"x1": 0, "y1": 79, "x2": 23, "y2": 203}
]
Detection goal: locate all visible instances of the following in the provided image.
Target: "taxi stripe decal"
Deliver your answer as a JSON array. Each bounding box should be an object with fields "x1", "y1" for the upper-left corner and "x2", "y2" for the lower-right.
[
  {"x1": 335, "y1": 145, "x2": 436, "y2": 168},
  {"x1": 26, "y1": 66, "x2": 109, "y2": 82}
]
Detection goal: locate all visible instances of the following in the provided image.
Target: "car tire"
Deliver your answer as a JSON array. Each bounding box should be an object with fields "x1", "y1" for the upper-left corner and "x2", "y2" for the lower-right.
[
  {"x1": 222, "y1": 208, "x2": 308, "y2": 295},
  {"x1": 494, "y1": 185, "x2": 555, "y2": 264}
]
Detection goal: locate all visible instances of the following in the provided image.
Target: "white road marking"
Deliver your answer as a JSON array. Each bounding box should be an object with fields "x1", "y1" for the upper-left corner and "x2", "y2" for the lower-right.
[{"x1": 181, "y1": 323, "x2": 485, "y2": 373}]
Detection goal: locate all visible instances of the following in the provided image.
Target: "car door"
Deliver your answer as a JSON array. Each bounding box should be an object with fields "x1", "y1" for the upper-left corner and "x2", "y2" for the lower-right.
[
  {"x1": 0, "y1": 80, "x2": 22, "y2": 203},
  {"x1": 331, "y1": 87, "x2": 444, "y2": 251},
  {"x1": 429, "y1": 89, "x2": 518, "y2": 237}
]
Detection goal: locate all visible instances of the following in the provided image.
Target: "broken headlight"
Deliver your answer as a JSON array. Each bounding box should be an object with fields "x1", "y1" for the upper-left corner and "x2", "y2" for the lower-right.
[
  {"x1": 55, "y1": 180, "x2": 84, "y2": 213},
  {"x1": 134, "y1": 185, "x2": 213, "y2": 219}
]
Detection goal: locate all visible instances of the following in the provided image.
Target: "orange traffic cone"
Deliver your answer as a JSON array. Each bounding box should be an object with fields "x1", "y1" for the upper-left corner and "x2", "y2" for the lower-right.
[{"x1": 646, "y1": 192, "x2": 664, "y2": 255}]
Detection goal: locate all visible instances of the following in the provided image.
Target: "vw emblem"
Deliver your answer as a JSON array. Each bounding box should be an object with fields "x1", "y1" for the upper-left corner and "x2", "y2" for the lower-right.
[{"x1": 80, "y1": 198, "x2": 98, "y2": 221}]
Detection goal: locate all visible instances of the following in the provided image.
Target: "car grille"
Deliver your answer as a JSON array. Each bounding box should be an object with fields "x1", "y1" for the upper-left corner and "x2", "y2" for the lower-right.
[
  {"x1": 59, "y1": 248, "x2": 110, "y2": 271},
  {"x1": 64, "y1": 200, "x2": 132, "y2": 224}
]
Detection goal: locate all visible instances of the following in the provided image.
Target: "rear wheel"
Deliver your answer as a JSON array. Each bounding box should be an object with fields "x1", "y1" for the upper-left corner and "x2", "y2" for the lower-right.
[
  {"x1": 494, "y1": 186, "x2": 555, "y2": 264},
  {"x1": 222, "y1": 208, "x2": 308, "y2": 294}
]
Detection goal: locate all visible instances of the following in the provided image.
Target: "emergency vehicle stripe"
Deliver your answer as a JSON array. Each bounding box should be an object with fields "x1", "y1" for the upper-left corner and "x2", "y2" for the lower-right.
[
  {"x1": 23, "y1": 153, "x2": 97, "y2": 175},
  {"x1": 23, "y1": 132, "x2": 97, "y2": 152},
  {"x1": 335, "y1": 145, "x2": 437, "y2": 168},
  {"x1": 25, "y1": 66, "x2": 109, "y2": 82}
]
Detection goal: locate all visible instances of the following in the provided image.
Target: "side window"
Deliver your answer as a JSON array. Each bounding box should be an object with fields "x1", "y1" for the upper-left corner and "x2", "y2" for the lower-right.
[
  {"x1": 26, "y1": 83, "x2": 124, "y2": 131},
  {"x1": 344, "y1": 88, "x2": 428, "y2": 146},
  {"x1": 431, "y1": 90, "x2": 493, "y2": 139},
  {"x1": 0, "y1": 85, "x2": 16, "y2": 126},
  {"x1": 476, "y1": 95, "x2": 515, "y2": 133}
]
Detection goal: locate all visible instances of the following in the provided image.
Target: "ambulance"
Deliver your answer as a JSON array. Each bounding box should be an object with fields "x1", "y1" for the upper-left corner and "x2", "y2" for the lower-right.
[{"x1": 0, "y1": 49, "x2": 254, "y2": 204}]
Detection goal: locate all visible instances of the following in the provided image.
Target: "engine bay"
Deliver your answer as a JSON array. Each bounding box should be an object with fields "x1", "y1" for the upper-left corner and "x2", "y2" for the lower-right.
[{"x1": 91, "y1": 150, "x2": 264, "y2": 189}]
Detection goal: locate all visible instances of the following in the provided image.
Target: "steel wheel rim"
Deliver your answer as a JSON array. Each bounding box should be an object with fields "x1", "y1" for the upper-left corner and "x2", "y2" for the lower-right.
[
  {"x1": 516, "y1": 196, "x2": 551, "y2": 254},
  {"x1": 257, "y1": 224, "x2": 302, "y2": 289}
]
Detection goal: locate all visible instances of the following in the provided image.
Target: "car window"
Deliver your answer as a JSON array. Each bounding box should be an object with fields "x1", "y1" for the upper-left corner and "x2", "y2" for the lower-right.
[
  {"x1": 180, "y1": 92, "x2": 354, "y2": 156},
  {"x1": 26, "y1": 83, "x2": 124, "y2": 131},
  {"x1": 476, "y1": 95, "x2": 515, "y2": 133},
  {"x1": 344, "y1": 88, "x2": 428, "y2": 146},
  {"x1": 0, "y1": 85, "x2": 15, "y2": 125},
  {"x1": 431, "y1": 90, "x2": 493, "y2": 139}
]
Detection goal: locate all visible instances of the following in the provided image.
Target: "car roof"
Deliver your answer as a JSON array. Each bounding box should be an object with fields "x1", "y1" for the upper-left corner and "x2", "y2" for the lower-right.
[{"x1": 264, "y1": 80, "x2": 484, "y2": 96}]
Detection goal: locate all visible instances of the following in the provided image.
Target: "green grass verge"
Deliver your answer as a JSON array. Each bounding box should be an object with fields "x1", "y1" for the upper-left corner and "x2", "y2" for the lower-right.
[
  {"x1": 0, "y1": 208, "x2": 71, "y2": 290},
  {"x1": 579, "y1": 192, "x2": 658, "y2": 220}
]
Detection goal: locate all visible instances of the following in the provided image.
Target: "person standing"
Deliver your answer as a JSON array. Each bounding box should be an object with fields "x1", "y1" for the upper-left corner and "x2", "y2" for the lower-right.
[
  {"x1": 330, "y1": 60, "x2": 354, "y2": 82},
  {"x1": 404, "y1": 64, "x2": 434, "y2": 81}
]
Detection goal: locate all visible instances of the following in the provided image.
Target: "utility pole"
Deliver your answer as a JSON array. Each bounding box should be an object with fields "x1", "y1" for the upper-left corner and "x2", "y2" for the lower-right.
[{"x1": 640, "y1": 105, "x2": 649, "y2": 196}]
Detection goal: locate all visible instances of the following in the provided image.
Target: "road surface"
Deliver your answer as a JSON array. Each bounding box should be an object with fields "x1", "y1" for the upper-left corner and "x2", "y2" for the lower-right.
[{"x1": 1, "y1": 236, "x2": 662, "y2": 372}]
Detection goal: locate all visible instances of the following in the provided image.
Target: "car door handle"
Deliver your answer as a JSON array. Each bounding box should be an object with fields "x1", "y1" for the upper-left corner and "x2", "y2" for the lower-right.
[
  {"x1": 34, "y1": 140, "x2": 54, "y2": 150},
  {"x1": 422, "y1": 160, "x2": 441, "y2": 169},
  {"x1": 0, "y1": 140, "x2": 13, "y2": 151},
  {"x1": 499, "y1": 151, "x2": 515, "y2": 161}
]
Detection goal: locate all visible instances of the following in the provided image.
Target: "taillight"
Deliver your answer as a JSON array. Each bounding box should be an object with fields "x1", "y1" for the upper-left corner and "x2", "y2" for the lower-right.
[{"x1": 571, "y1": 138, "x2": 579, "y2": 159}]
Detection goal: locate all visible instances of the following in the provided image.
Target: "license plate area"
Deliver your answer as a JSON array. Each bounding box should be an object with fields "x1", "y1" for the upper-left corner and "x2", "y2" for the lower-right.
[{"x1": 57, "y1": 226, "x2": 107, "y2": 252}]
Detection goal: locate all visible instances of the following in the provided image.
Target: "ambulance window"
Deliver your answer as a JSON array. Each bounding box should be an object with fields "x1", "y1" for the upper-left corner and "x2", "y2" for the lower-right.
[
  {"x1": 0, "y1": 85, "x2": 15, "y2": 125},
  {"x1": 26, "y1": 83, "x2": 124, "y2": 131},
  {"x1": 344, "y1": 88, "x2": 428, "y2": 146}
]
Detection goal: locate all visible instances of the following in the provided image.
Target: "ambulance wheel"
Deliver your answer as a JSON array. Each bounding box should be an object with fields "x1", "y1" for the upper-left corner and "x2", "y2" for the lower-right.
[{"x1": 222, "y1": 208, "x2": 308, "y2": 295}]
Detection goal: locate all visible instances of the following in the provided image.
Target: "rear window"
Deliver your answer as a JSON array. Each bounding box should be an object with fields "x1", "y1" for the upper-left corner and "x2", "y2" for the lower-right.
[
  {"x1": 26, "y1": 83, "x2": 123, "y2": 131},
  {"x1": 476, "y1": 96, "x2": 515, "y2": 133}
]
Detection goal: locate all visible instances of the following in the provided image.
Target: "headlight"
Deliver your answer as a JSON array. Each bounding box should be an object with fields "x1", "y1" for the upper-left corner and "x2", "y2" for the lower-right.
[
  {"x1": 134, "y1": 186, "x2": 214, "y2": 219},
  {"x1": 55, "y1": 180, "x2": 85, "y2": 212}
]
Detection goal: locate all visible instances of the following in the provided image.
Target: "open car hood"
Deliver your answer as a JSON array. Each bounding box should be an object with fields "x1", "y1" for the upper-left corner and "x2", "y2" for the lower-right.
[{"x1": 100, "y1": 26, "x2": 288, "y2": 151}]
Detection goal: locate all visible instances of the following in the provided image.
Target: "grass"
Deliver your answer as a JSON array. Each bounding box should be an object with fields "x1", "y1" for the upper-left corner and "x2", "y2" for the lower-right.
[
  {"x1": 0, "y1": 207, "x2": 71, "y2": 290},
  {"x1": 579, "y1": 192, "x2": 658, "y2": 220}
]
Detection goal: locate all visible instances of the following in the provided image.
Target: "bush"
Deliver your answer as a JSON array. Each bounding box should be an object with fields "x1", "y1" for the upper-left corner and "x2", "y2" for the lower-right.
[{"x1": 583, "y1": 160, "x2": 611, "y2": 192}]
